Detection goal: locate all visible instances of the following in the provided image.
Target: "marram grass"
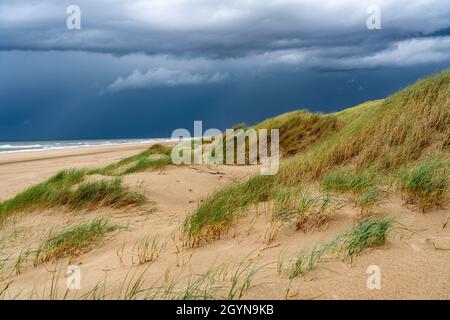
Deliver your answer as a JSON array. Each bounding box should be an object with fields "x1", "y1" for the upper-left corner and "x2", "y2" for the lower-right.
[
  {"x1": 0, "y1": 144, "x2": 173, "y2": 221},
  {"x1": 321, "y1": 167, "x2": 377, "y2": 194},
  {"x1": 397, "y1": 158, "x2": 449, "y2": 212},
  {"x1": 0, "y1": 171, "x2": 145, "y2": 222},
  {"x1": 288, "y1": 218, "x2": 394, "y2": 278},
  {"x1": 183, "y1": 174, "x2": 274, "y2": 244},
  {"x1": 182, "y1": 69, "x2": 449, "y2": 241},
  {"x1": 94, "y1": 144, "x2": 172, "y2": 176},
  {"x1": 34, "y1": 218, "x2": 121, "y2": 265}
]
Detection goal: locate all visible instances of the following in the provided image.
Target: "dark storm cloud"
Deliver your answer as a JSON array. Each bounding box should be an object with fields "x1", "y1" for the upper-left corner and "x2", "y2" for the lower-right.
[
  {"x1": 1, "y1": 3, "x2": 449, "y2": 71},
  {"x1": 1, "y1": 1, "x2": 449, "y2": 57},
  {"x1": 2, "y1": 0, "x2": 449, "y2": 91}
]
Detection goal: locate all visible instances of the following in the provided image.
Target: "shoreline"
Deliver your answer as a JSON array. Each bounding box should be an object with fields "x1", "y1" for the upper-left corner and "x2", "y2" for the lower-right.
[
  {"x1": 0, "y1": 141, "x2": 176, "y2": 200},
  {"x1": 0, "y1": 139, "x2": 173, "y2": 154},
  {"x1": 0, "y1": 141, "x2": 176, "y2": 166}
]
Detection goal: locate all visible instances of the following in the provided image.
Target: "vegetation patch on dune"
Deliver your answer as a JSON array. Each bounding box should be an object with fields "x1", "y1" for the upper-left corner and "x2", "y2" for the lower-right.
[
  {"x1": 256, "y1": 110, "x2": 341, "y2": 157},
  {"x1": 279, "y1": 70, "x2": 449, "y2": 182},
  {"x1": 94, "y1": 144, "x2": 172, "y2": 176},
  {"x1": 134, "y1": 235, "x2": 164, "y2": 265},
  {"x1": 355, "y1": 187, "x2": 386, "y2": 220},
  {"x1": 272, "y1": 187, "x2": 341, "y2": 232},
  {"x1": 69, "y1": 178, "x2": 145, "y2": 209},
  {"x1": 183, "y1": 175, "x2": 274, "y2": 245},
  {"x1": 287, "y1": 218, "x2": 394, "y2": 278},
  {"x1": 183, "y1": 69, "x2": 449, "y2": 242},
  {"x1": 0, "y1": 144, "x2": 173, "y2": 222},
  {"x1": 398, "y1": 158, "x2": 449, "y2": 212},
  {"x1": 321, "y1": 167, "x2": 377, "y2": 194},
  {"x1": 34, "y1": 218, "x2": 121, "y2": 265},
  {"x1": 0, "y1": 170, "x2": 145, "y2": 222},
  {"x1": 0, "y1": 169, "x2": 85, "y2": 220}
]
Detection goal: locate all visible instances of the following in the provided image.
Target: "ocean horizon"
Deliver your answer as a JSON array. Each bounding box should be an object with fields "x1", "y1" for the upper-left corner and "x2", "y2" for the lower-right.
[{"x1": 0, "y1": 138, "x2": 172, "y2": 153}]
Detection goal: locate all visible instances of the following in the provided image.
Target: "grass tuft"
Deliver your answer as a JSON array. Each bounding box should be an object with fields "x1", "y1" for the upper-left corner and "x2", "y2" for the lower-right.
[
  {"x1": 134, "y1": 235, "x2": 164, "y2": 265},
  {"x1": 94, "y1": 144, "x2": 172, "y2": 176},
  {"x1": 397, "y1": 158, "x2": 449, "y2": 212},
  {"x1": 355, "y1": 187, "x2": 385, "y2": 220},
  {"x1": 288, "y1": 218, "x2": 394, "y2": 278},
  {"x1": 183, "y1": 175, "x2": 274, "y2": 245},
  {"x1": 321, "y1": 168, "x2": 377, "y2": 194},
  {"x1": 0, "y1": 171, "x2": 145, "y2": 222},
  {"x1": 341, "y1": 218, "x2": 393, "y2": 259},
  {"x1": 272, "y1": 187, "x2": 339, "y2": 232},
  {"x1": 34, "y1": 218, "x2": 121, "y2": 265},
  {"x1": 0, "y1": 169, "x2": 86, "y2": 220},
  {"x1": 69, "y1": 178, "x2": 145, "y2": 209}
]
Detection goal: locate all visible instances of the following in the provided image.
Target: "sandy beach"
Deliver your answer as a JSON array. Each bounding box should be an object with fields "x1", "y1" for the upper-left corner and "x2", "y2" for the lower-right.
[{"x1": 0, "y1": 143, "x2": 169, "y2": 200}]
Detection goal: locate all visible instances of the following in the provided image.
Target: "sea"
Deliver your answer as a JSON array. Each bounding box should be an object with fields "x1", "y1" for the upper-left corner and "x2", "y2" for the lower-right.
[{"x1": 0, "y1": 139, "x2": 172, "y2": 153}]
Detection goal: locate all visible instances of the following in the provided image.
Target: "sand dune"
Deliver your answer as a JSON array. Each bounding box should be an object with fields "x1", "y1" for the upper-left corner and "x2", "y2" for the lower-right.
[{"x1": 0, "y1": 144, "x2": 449, "y2": 299}]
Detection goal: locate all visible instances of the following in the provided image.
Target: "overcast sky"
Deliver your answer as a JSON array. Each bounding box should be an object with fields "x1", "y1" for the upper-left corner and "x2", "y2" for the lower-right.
[{"x1": 1, "y1": 0, "x2": 449, "y2": 140}]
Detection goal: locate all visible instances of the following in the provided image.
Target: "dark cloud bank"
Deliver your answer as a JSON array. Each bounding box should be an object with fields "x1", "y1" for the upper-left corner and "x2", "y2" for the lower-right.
[{"x1": 0, "y1": 0, "x2": 449, "y2": 140}]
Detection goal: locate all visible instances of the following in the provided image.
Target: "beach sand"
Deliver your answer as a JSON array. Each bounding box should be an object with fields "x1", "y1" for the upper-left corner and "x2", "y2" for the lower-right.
[
  {"x1": 0, "y1": 143, "x2": 449, "y2": 299},
  {"x1": 0, "y1": 143, "x2": 166, "y2": 200}
]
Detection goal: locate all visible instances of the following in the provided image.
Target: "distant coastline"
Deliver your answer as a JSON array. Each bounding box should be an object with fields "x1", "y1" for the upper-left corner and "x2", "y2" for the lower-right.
[{"x1": 0, "y1": 138, "x2": 172, "y2": 153}]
